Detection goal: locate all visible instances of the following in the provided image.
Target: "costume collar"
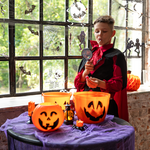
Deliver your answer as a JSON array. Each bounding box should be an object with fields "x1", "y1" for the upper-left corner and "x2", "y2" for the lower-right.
[
  {"x1": 90, "y1": 40, "x2": 114, "y2": 65},
  {"x1": 90, "y1": 40, "x2": 113, "y2": 52}
]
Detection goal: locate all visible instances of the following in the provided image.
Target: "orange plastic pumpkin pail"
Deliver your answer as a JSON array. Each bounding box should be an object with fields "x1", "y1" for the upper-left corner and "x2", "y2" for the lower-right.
[
  {"x1": 42, "y1": 92, "x2": 71, "y2": 110},
  {"x1": 32, "y1": 102, "x2": 64, "y2": 132},
  {"x1": 73, "y1": 91, "x2": 110, "y2": 124}
]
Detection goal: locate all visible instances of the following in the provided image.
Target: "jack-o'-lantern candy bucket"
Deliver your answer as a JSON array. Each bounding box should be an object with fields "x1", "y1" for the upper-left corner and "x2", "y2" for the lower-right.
[
  {"x1": 32, "y1": 102, "x2": 64, "y2": 132},
  {"x1": 42, "y1": 92, "x2": 71, "y2": 110},
  {"x1": 73, "y1": 91, "x2": 110, "y2": 124}
]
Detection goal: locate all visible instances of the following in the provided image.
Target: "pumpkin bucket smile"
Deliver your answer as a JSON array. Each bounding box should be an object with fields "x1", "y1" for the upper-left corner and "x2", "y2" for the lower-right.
[
  {"x1": 73, "y1": 91, "x2": 110, "y2": 124},
  {"x1": 32, "y1": 102, "x2": 64, "y2": 132}
]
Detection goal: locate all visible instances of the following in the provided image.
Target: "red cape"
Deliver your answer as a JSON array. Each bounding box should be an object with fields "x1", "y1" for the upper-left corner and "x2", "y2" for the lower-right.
[{"x1": 114, "y1": 88, "x2": 129, "y2": 122}]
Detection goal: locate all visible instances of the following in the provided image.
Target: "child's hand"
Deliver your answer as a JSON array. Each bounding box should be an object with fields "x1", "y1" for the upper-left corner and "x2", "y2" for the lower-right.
[
  {"x1": 84, "y1": 59, "x2": 94, "y2": 75},
  {"x1": 86, "y1": 76, "x2": 99, "y2": 88}
]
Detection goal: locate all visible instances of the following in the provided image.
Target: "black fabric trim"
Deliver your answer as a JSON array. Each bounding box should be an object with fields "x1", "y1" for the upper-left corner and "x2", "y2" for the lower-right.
[{"x1": 77, "y1": 47, "x2": 127, "y2": 90}]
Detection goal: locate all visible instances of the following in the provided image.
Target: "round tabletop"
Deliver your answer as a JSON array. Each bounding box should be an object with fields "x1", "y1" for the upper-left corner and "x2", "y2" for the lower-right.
[{"x1": 6, "y1": 114, "x2": 134, "y2": 150}]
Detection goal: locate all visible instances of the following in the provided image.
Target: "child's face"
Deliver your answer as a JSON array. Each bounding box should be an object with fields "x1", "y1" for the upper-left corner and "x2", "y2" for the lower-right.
[{"x1": 94, "y1": 22, "x2": 115, "y2": 46}]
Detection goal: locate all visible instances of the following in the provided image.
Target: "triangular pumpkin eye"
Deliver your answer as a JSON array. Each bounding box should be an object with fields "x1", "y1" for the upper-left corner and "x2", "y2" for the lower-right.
[
  {"x1": 88, "y1": 101, "x2": 94, "y2": 109},
  {"x1": 64, "y1": 101, "x2": 66, "y2": 105},
  {"x1": 97, "y1": 101, "x2": 103, "y2": 109}
]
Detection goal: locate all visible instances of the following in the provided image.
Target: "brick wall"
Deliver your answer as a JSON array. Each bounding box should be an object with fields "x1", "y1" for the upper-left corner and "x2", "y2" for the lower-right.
[{"x1": 0, "y1": 106, "x2": 28, "y2": 150}]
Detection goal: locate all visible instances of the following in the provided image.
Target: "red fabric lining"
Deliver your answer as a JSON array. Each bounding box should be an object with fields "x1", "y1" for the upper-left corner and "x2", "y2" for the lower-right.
[{"x1": 74, "y1": 70, "x2": 85, "y2": 92}]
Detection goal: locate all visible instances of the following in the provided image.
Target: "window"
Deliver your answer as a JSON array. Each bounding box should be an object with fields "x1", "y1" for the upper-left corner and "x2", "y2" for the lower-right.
[{"x1": 0, "y1": 0, "x2": 146, "y2": 97}]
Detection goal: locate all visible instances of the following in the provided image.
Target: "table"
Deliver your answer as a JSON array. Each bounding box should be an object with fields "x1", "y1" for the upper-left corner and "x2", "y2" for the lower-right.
[{"x1": 1, "y1": 112, "x2": 135, "y2": 150}]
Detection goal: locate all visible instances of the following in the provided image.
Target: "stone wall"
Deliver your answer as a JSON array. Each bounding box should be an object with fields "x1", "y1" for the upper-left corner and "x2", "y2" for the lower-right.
[
  {"x1": 0, "y1": 92, "x2": 150, "y2": 150},
  {"x1": 128, "y1": 91, "x2": 150, "y2": 150}
]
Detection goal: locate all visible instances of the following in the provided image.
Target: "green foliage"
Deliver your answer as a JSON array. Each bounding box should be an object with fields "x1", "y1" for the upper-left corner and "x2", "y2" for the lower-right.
[
  {"x1": 0, "y1": 23, "x2": 9, "y2": 55},
  {"x1": 68, "y1": 59, "x2": 81, "y2": 88},
  {"x1": 15, "y1": 0, "x2": 39, "y2": 20},
  {"x1": 93, "y1": 0, "x2": 108, "y2": 22},
  {"x1": 0, "y1": 0, "x2": 143, "y2": 94},
  {"x1": 43, "y1": 25, "x2": 65, "y2": 56},
  {"x1": 43, "y1": 0, "x2": 65, "y2": 21},
  {"x1": 15, "y1": 24, "x2": 39, "y2": 56},
  {"x1": 0, "y1": 61, "x2": 9, "y2": 91},
  {"x1": 0, "y1": 0, "x2": 9, "y2": 19}
]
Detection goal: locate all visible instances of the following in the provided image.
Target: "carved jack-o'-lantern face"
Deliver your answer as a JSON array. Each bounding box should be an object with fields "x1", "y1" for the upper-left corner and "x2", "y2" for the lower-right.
[
  {"x1": 73, "y1": 91, "x2": 110, "y2": 124},
  {"x1": 32, "y1": 102, "x2": 64, "y2": 132},
  {"x1": 84, "y1": 101, "x2": 105, "y2": 121}
]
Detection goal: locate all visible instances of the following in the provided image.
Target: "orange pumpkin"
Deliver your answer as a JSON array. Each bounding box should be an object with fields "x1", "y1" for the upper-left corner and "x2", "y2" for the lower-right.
[
  {"x1": 73, "y1": 91, "x2": 110, "y2": 124},
  {"x1": 127, "y1": 71, "x2": 141, "y2": 91},
  {"x1": 32, "y1": 102, "x2": 64, "y2": 132}
]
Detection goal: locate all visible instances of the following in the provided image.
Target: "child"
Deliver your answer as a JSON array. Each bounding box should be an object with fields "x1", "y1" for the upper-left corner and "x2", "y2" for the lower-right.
[{"x1": 74, "y1": 15, "x2": 129, "y2": 121}]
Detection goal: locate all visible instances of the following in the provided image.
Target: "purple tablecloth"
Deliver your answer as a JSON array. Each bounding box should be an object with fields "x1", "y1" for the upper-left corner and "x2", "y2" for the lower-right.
[{"x1": 0, "y1": 112, "x2": 135, "y2": 150}]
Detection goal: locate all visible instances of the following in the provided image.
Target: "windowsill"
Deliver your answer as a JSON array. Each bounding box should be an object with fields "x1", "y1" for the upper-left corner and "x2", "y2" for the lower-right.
[
  {"x1": 1, "y1": 85, "x2": 150, "y2": 109},
  {"x1": 127, "y1": 84, "x2": 150, "y2": 94},
  {"x1": 0, "y1": 95, "x2": 43, "y2": 109}
]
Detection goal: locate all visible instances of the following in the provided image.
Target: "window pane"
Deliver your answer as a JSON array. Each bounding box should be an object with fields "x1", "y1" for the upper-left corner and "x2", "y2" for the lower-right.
[
  {"x1": 16, "y1": 60, "x2": 40, "y2": 93},
  {"x1": 111, "y1": 0, "x2": 126, "y2": 27},
  {"x1": 0, "y1": 61, "x2": 9, "y2": 95},
  {"x1": 43, "y1": 0, "x2": 65, "y2": 21},
  {"x1": 69, "y1": 0, "x2": 88, "y2": 23},
  {"x1": 43, "y1": 60, "x2": 64, "y2": 91},
  {"x1": 68, "y1": 59, "x2": 81, "y2": 88},
  {"x1": 93, "y1": 0, "x2": 108, "y2": 22},
  {"x1": 0, "y1": 0, "x2": 9, "y2": 19},
  {"x1": 15, "y1": 0, "x2": 39, "y2": 20},
  {"x1": 127, "y1": 58, "x2": 141, "y2": 80},
  {"x1": 127, "y1": 30, "x2": 142, "y2": 56},
  {"x1": 43, "y1": 25, "x2": 65, "y2": 56},
  {"x1": 0, "y1": 23, "x2": 9, "y2": 57},
  {"x1": 68, "y1": 26, "x2": 88, "y2": 56},
  {"x1": 128, "y1": 1, "x2": 142, "y2": 29},
  {"x1": 115, "y1": 29, "x2": 126, "y2": 52},
  {"x1": 15, "y1": 24, "x2": 39, "y2": 56}
]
